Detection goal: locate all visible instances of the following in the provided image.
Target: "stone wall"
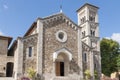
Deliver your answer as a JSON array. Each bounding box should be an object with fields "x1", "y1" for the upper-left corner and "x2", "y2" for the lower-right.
[
  {"x1": 0, "y1": 39, "x2": 8, "y2": 55},
  {"x1": 23, "y1": 34, "x2": 38, "y2": 74},
  {"x1": 0, "y1": 38, "x2": 8, "y2": 77},
  {"x1": 43, "y1": 22, "x2": 78, "y2": 76}
]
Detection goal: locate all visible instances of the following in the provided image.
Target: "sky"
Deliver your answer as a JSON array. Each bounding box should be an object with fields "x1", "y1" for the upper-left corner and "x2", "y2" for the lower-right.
[{"x1": 0, "y1": 0, "x2": 120, "y2": 43}]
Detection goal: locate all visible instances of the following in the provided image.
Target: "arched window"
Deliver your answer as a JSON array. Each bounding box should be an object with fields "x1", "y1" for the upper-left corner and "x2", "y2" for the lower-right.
[
  {"x1": 29, "y1": 47, "x2": 32, "y2": 57},
  {"x1": 93, "y1": 31, "x2": 95, "y2": 36},
  {"x1": 91, "y1": 30, "x2": 95, "y2": 36}
]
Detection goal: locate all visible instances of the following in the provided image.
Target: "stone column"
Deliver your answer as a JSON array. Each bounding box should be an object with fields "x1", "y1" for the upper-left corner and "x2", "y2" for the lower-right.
[
  {"x1": 78, "y1": 28, "x2": 83, "y2": 79},
  {"x1": 15, "y1": 37, "x2": 23, "y2": 80},
  {"x1": 90, "y1": 51, "x2": 94, "y2": 80},
  {"x1": 36, "y1": 19, "x2": 43, "y2": 75}
]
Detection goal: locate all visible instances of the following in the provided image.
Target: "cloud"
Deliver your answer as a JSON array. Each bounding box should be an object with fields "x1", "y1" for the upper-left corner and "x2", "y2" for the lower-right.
[
  {"x1": 111, "y1": 33, "x2": 120, "y2": 43},
  {"x1": 106, "y1": 33, "x2": 120, "y2": 44},
  {"x1": 3, "y1": 4, "x2": 8, "y2": 9},
  {"x1": 0, "y1": 30, "x2": 3, "y2": 35}
]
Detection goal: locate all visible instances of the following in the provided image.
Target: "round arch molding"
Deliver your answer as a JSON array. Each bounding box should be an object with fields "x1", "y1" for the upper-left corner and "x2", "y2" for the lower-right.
[{"x1": 53, "y1": 48, "x2": 72, "y2": 62}]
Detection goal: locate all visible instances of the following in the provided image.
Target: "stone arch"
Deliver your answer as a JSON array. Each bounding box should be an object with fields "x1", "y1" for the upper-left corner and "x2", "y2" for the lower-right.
[
  {"x1": 53, "y1": 48, "x2": 72, "y2": 76},
  {"x1": 53, "y1": 48, "x2": 72, "y2": 62}
]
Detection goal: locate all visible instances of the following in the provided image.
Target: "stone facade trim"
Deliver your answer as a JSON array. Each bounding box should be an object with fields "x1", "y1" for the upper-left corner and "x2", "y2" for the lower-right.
[
  {"x1": 55, "y1": 30, "x2": 67, "y2": 43},
  {"x1": 39, "y1": 13, "x2": 79, "y2": 31},
  {"x1": 53, "y1": 48, "x2": 72, "y2": 62}
]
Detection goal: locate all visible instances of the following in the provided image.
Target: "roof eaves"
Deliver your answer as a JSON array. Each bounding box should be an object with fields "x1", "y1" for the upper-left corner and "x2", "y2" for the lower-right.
[
  {"x1": 76, "y1": 3, "x2": 99, "y2": 12},
  {"x1": 24, "y1": 22, "x2": 37, "y2": 37}
]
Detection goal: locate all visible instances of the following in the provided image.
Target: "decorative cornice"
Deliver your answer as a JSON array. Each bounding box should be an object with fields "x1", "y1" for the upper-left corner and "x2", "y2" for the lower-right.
[
  {"x1": 41, "y1": 13, "x2": 79, "y2": 31},
  {"x1": 23, "y1": 34, "x2": 38, "y2": 47},
  {"x1": 76, "y1": 3, "x2": 99, "y2": 12},
  {"x1": 80, "y1": 20, "x2": 99, "y2": 27},
  {"x1": 82, "y1": 35, "x2": 100, "y2": 40},
  {"x1": 24, "y1": 22, "x2": 37, "y2": 37},
  {"x1": 82, "y1": 42, "x2": 91, "y2": 52}
]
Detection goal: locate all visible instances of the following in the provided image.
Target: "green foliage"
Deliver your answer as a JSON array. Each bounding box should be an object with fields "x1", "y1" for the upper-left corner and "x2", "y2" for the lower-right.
[
  {"x1": 84, "y1": 69, "x2": 91, "y2": 79},
  {"x1": 100, "y1": 38, "x2": 120, "y2": 76},
  {"x1": 27, "y1": 67, "x2": 36, "y2": 79},
  {"x1": 94, "y1": 70, "x2": 98, "y2": 80},
  {"x1": 117, "y1": 55, "x2": 120, "y2": 70}
]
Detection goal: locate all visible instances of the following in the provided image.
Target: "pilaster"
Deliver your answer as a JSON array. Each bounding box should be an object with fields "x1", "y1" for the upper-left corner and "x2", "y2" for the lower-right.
[
  {"x1": 78, "y1": 28, "x2": 83, "y2": 79},
  {"x1": 15, "y1": 37, "x2": 23, "y2": 80},
  {"x1": 37, "y1": 19, "x2": 43, "y2": 75},
  {"x1": 90, "y1": 51, "x2": 94, "y2": 80}
]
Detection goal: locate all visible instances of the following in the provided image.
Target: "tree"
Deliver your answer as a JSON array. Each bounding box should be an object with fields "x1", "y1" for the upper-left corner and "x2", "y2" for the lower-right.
[
  {"x1": 100, "y1": 38, "x2": 120, "y2": 76},
  {"x1": 117, "y1": 54, "x2": 120, "y2": 71}
]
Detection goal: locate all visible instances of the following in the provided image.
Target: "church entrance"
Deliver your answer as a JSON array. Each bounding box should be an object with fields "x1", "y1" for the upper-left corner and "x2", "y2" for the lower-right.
[
  {"x1": 53, "y1": 49, "x2": 72, "y2": 77},
  {"x1": 56, "y1": 62, "x2": 64, "y2": 76}
]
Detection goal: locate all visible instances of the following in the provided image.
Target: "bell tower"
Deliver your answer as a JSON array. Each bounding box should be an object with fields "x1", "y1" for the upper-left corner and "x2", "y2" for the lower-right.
[
  {"x1": 77, "y1": 3, "x2": 100, "y2": 51},
  {"x1": 77, "y1": 3, "x2": 101, "y2": 79}
]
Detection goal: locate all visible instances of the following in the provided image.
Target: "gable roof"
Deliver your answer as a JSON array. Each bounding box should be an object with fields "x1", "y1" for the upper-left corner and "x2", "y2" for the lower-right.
[
  {"x1": 40, "y1": 12, "x2": 79, "y2": 30},
  {"x1": 24, "y1": 22, "x2": 37, "y2": 37},
  {"x1": 41, "y1": 13, "x2": 78, "y2": 27},
  {"x1": 24, "y1": 12, "x2": 79, "y2": 37}
]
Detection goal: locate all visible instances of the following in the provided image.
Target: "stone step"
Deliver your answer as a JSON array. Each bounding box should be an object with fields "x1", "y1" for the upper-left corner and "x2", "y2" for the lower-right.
[
  {"x1": 53, "y1": 77, "x2": 79, "y2": 80},
  {"x1": 0, "y1": 77, "x2": 14, "y2": 80}
]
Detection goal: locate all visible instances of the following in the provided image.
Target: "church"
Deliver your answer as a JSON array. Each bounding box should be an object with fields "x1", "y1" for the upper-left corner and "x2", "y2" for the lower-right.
[{"x1": 0, "y1": 3, "x2": 101, "y2": 80}]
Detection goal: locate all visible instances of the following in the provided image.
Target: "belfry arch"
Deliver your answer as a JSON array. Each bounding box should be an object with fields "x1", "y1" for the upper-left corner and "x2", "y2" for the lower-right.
[{"x1": 53, "y1": 48, "x2": 72, "y2": 76}]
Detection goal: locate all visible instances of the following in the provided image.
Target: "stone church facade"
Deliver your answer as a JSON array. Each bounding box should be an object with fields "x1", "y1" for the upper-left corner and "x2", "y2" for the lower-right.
[{"x1": 0, "y1": 3, "x2": 101, "y2": 80}]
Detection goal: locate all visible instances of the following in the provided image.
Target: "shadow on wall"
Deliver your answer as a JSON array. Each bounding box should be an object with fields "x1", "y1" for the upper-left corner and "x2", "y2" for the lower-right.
[{"x1": 69, "y1": 58, "x2": 80, "y2": 74}]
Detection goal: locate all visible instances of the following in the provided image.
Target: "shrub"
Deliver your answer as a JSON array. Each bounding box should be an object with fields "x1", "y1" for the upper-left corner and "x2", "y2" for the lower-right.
[
  {"x1": 27, "y1": 67, "x2": 36, "y2": 79},
  {"x1": 84, "y1": 70, "x2": 91, "y2": 79}
]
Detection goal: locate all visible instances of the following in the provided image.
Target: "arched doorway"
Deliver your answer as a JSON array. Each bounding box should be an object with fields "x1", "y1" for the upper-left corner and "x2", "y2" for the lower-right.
[
  {"x1": 6, "y1": 62, "x2": 14, "y2": 77},
  {"x1": 55, "y1": 53, "x2": 67, "y2": 76},
  {"x1": 53, "y1": 48, "x2": 72, "y2": 76}
]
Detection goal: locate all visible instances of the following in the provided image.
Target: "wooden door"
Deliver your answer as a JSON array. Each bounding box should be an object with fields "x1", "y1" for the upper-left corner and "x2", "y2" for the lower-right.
[
  {"x1": 56, "y1": 62, "x2": 64, "y2": 76},
  {"x1": 56, "y1": 62, "x2": 60, "y2": 76}
]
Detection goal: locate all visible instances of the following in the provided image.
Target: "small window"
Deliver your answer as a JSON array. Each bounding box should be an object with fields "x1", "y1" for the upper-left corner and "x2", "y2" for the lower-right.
[
  {"x1": 56, "y1": 30, "x2": 67, "y2": 42},
  {"x1": 89, "y1": 16, "x2": 95, "y2": 22},
  {"x1": 58, "y1": 32, "x2": 64, "y2": 40},
  {"x1": 83, "y1": 53, "x2": 87, "y2": 62},
  {"x1": 84, "y1": 31, "x2": 86, "y2": 37},
  {"x1": 91, "y1": 30, "x2": 95, "y2": 36},
  {"x1": 93, "y1": 31, "x2": 95, "y2": 36},
  {"x1": 94, "y1": 63, "x2": 97, "y2": 69},
  {"x1": 29, "y1": 47, "x2": 32, "y2": 57},
  {"x1": 82, "y1": 31, "x2": 86, "y2": 38}
]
